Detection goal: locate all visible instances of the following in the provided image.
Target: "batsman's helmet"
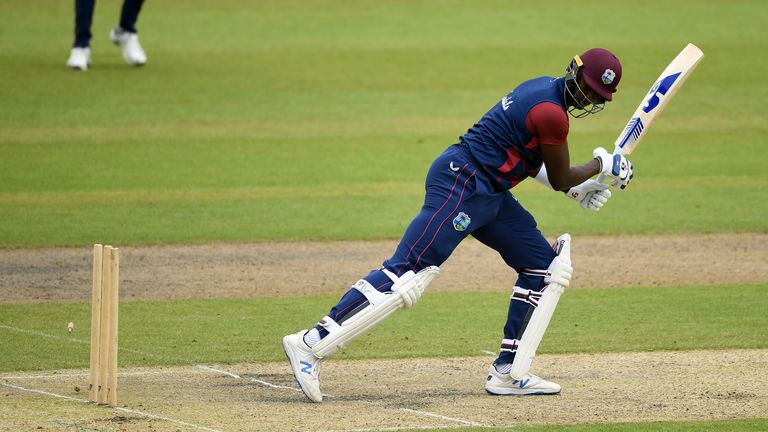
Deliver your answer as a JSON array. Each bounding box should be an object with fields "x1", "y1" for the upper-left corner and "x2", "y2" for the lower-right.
[
  {"x1": 564, "y1": 48, "x2": 622, "y2": 117},
  {"x1": 578, "y1": 48, "x2": 622, "y2": 101}
]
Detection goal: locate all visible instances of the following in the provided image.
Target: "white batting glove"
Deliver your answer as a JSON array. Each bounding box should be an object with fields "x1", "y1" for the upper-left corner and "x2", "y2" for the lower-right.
[
  {"x1": 593, "y1": 147, "x2": 634, "y2": 190},
  {"x1": 566, "y1": 179, "x2": 612, "y2": 211},
  {"x1": 393, "y1": 272, "x2": 422, "y2": 309},
  {"x1": 398, "y1": 286, "x2": 420, "y2": 308},
  {"x1": 544, "y1": 255, "x2": 573, "y2": 288}
]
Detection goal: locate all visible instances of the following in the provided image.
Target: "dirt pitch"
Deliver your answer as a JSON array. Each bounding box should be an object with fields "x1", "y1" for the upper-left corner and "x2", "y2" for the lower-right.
[
  {"x1": 2, "y1": 233, "x2": 767, "y2": 303},
  {"x1": 2, "y1": 233, "x2": 768, "y2": 431}
]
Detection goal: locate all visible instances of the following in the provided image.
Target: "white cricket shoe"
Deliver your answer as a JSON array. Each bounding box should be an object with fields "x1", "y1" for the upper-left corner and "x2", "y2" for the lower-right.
[
  {"x1": 283, "y1": 330, "x2": 323, "y2": 402},
  {"x1": 110, "y1": 27, "x2": 147, "y2": 66},
  {"x1": 485, "y1": 364, "x2": 561, "y2": 396},
  {"x1": 66, "y1": 47, "x2": 91, "y2": 71}
]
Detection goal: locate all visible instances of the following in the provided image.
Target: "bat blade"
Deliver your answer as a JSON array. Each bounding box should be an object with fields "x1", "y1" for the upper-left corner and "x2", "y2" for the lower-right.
[{"x1": 614, "y1": 43, "x2": 704, "y2": 155}]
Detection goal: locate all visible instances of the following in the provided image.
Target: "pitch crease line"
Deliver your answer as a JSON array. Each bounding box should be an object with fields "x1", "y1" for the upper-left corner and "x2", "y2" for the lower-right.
[
  {"x1": 196, "y1": 364, "x2": 302, "y2": 392},
  {"x1": 197, "y1": 365, "x2": 488, "y2": 428},
  {"x1": 2, "y1": 370, "x2": 190, "y2": 380},
  {"x1": 0, "y1": 323, "x2": 191, "y2": 362},
  {"x1": 319, "y1": 426, "x2": 477, "y2": 432},
  {"x1": 1, "y1": 382, "x2": 222, "y2": 432},
  {"x1": 398, "y1": 408, "x2": 485, "y2": 427}
]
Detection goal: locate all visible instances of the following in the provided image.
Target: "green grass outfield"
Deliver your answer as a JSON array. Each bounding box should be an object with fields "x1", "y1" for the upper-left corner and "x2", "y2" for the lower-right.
[
  {"x1": 2, "y1": 284, "x2": 766, "y2": 371},
  {"x1": 1, "y1": 0, "x2": 767, "y2": 247}
]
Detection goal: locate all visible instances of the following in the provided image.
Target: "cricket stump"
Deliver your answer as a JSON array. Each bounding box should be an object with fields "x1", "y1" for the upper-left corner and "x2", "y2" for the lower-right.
[{"x1": 88, "y1": 244, "x2": 120, "y2": 406}]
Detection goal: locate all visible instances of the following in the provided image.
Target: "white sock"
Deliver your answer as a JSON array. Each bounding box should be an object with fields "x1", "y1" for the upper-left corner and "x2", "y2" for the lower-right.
[
  {"x1": 494, "y1": 363, "x2": 512, "y2": 374},
  {"x1": 303, "y1": 328, "x2": 321, "y2": 348}
]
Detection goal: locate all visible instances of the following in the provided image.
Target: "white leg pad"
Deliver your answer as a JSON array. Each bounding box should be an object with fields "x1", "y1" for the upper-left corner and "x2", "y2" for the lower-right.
[
  {"x1": 311, "y1": 266, "x2": 439, "y2": 358},
  {"x1": 510, "y1": 233, "x2": 571, "y2": 380}
]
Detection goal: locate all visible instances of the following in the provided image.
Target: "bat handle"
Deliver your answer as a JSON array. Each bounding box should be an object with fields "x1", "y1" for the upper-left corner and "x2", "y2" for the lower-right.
[{"x1": 595, "y1": 147, "x2": 622, "y2": 185}]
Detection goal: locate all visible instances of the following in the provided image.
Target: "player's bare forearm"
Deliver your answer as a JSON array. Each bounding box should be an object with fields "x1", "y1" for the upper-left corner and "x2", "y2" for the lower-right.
[
  {"x1": 559, "y1": 159, "x2": 602, "y2": 191},
  {"x1": 540, "y1": 143, "x2": 601, "y2": 191}
]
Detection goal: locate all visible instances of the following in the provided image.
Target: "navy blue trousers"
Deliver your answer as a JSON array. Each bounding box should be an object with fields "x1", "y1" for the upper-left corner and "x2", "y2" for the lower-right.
[
  {"x1": 318, "y1": 144, "x2": 556, "y2": 364},
  {"x1": 74, "y1": 0, "x2": 145, "y2": 47}
]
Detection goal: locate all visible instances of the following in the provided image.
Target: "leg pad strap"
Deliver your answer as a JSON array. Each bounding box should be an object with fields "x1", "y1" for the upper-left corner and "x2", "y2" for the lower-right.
[{"x1": 311, "y1": 266, "x2": 439, "y2": 358}]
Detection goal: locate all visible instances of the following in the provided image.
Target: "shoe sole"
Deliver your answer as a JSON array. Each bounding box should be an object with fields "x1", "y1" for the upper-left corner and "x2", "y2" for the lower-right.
[
  {"x1": 282, "y1": 336, "x2": 322, "y2": 403},
  {"x1": 485, "y1": 388, "x2": 561, "y2": 396}
]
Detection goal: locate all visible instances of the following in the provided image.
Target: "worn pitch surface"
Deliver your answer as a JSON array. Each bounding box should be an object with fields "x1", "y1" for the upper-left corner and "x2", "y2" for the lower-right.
[
  {"x1": 1, "y1": 233, "x2": 765, "y2": 303},
  {"x1": 3, "y1": 349, "x2": 768, "y2": 431}
]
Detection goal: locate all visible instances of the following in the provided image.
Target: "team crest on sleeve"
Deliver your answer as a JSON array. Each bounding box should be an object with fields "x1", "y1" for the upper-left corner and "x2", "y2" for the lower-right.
[
  {"x1": 602, "y1": 69, "x2": 616, "y2": 85},
  {"x1": 453, "y1": 212, "x2": 471, "y2": 232}
]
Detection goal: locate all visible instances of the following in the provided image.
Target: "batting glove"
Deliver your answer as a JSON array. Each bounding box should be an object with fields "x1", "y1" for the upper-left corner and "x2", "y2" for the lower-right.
[
  {"x1": 544, "y1": 255, "x2": 573, "y2": 288},
  {"x1": 566, "y1": 179, "x2": 612, "y2": 211},
  {"x1": 593, "y1": 147, "x2": 634, "y2": 190}
]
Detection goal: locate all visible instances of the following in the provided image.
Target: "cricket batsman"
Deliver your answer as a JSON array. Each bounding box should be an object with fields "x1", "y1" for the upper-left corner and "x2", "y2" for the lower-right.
[{"x1": 283, "y1": 48, "x2": 633, "y2": 401}]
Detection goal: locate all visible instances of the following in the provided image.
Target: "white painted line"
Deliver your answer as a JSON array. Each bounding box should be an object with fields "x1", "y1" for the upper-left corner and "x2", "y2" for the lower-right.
[
  {"x1": 197, "y1": 365, "x2": 489, "y2": 428},
  {"x1": 319, "y1": 424, "x2": 506, "y2": 432},
  {"x1": 1, "y1": 324, "x2": 494, "y2": 429},
  {"x1": 1, "y1": 382, "x2": 223, "y2": 432},
  {"x1": 399, "y1": 408, "x2": 486, "y2": 427},
  {"x1": 2, "y1": 372, "x2": 91, "y2": 379},
  {"x1": 248, "y1": 376, "x2": 301, "y2": 391},
  {"x1": 2, "y1": 370, "x2": 190, "y2": 380},
  {"x1": 114, "y1": 406, "x2": 223, "y2": 432},
  {"x1": 318, "y1": 426, "x2": 469, "y2": 432},
  {"x1": 0, "y1": 323, "x2": 189, "y2": 362},
  {"x1": 2, "y1": 382, "x2": 87, "y2": 403},
  {"x1": 0, "y1": 324, "x2": 89, "y2": 345},
  {"x1": 196, "y1": 364, "x2": 303, "y2": 392},
  {"x1": 196, "y1": 365, "x2": 242, "y2": 379},
  {"x1": 481, "y1": 350, "x2": 496, "y2": 356}
]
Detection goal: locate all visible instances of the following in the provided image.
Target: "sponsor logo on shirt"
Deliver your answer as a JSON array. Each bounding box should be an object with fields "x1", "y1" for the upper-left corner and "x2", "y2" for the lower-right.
[{"x1": 502, "y1": 94, "x2": 514, "y2": 110}]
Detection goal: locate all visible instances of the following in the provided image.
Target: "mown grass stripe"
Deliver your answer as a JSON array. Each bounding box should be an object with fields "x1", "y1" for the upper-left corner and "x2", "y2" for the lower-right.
[{"x1": 1, "y1": 284, "x2": 765, "y2": 372}]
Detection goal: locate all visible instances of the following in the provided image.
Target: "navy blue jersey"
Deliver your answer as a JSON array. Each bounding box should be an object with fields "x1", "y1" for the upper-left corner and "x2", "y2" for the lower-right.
[{"x1": 460, "y1": 76, "x2": 569, "y2": 190}]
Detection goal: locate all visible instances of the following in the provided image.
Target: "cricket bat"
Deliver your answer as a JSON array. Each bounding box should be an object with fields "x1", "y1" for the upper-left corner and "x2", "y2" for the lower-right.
[{"x1": 613, "y1": 43, "x2": 704, "y2": 156}]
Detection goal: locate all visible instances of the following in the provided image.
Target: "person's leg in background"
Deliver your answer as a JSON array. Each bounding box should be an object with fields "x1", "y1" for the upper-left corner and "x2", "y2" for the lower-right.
[
  {"x1": 67, "y1": 0, "x2": 95, "y2": 70},
  {"x1": 118, "y1": 0, "x2": 144, "y2": 33},
  {"x1": 110, "y1": 0, "x2": 147, "y2": 66}
]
